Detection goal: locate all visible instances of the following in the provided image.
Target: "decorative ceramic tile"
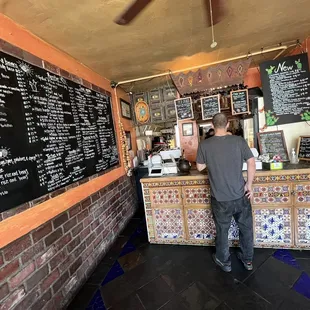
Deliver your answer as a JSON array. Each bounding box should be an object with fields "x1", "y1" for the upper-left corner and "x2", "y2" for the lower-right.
[
  {"x1": 153, "y1": 208, "x2": 184, "y2": 239},
  {"x1": 254, "y1": 174, "x2": 310, "y2": 183},
  {"x1": 187, "y1": 209, "x2": 216, "y2": 240},
  {"x1": 151, "y1": 189, "x2": 181, "y2": 205},
  {"x1": 296, "y1": 208, "x2": 310, "y2": 244},
  {"x1": 253, "y1": 184, "x2": 291, "y2": 204},
  {"x1": 295, "y1": 184, "x2": 310, "y2": 204},
  {"x1": 254, "y1": 208, "x2": 292, "y2": 245},
  {"x1": 186, "y1": 208, "x2": 239, "y2": 241},
  {"x1": 184, "y1": 187, "x2": 211, "y2": 205}
]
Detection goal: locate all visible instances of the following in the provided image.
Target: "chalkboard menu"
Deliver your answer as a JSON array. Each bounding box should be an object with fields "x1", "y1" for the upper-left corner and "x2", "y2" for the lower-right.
[
  {"x1": 174, "y1": 97, "x2": 193, "y2": 120},
  {"x1": 257, "y1": 130, "x2": 289, "y2": 161},
  {"x1": 201, "y1": 95, "x2": 220, "y2": 120},
  {"x1": 0, "y1": 51, "x2": 119, "y2": 212},
  {"x1": 260, "y1": 53, "x2": 310, "y2": 126},
  {"x1": 297, "y1": 136, "x2": 310, "y2": 161},
  {"x1": 231, "y1": 89, "x2": 249, "y2": 115}
]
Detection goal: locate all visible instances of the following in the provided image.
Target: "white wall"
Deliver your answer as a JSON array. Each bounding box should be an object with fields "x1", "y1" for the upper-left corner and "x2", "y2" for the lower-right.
[{"x1": 258, "y1": 98, "x2": 310, "y2": 153}]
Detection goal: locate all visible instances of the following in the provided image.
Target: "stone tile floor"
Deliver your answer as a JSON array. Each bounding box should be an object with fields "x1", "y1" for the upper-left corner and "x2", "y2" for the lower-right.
[{"x1": 68, "y1": 210, "x2": 310, "y2": 310}]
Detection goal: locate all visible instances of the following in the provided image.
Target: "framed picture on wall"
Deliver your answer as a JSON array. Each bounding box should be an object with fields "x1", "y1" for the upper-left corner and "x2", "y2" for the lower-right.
[
  {"x1": 120, "y1": 99, "x2": 132, "y2": 120},
  {"x1": 182, "y1": 123, "x2": 193, "y2": 136},
  {"x1": 125, "y1": 131, "x2": 132, "y2": 150}
]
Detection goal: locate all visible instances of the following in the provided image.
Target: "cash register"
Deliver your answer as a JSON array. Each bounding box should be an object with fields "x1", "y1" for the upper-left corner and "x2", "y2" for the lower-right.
[{"x1": 148, "y1": 149, "x2": 181, "y2": 176}]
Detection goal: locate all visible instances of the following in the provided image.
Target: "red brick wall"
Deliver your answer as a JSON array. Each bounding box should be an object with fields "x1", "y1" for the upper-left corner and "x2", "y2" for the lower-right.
[{"x1": 0, "y1": 175, "x2": 137, "y2": 310}]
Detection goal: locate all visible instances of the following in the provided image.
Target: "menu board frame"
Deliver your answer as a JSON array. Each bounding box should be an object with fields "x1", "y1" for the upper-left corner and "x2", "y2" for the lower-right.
[
  {"x1": 231, "y1": 89, "x2": 249, "y2": 116},
  {"x1": 297, "y1": 135, "x2": 310, "y2": 161},
  {"x1": 257, "y1": 130, "x2": 289, "y2": 161},
  {"x1": 201, "y1": 94, "x2": 221, "y2": 120},
  {"x1": 259, "y1": 53, "x2": 310, "y2": 126},
  {"x1": 174, "y1": 97, "x2": 194, "y2": 121},
  {"x1": 0, "y1": 50, "x2": 119, "y2": 212}
]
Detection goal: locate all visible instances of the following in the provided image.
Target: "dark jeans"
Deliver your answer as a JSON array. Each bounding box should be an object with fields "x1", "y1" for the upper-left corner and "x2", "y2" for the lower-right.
[{"x1": 211, "y1": 195, "x2": 254, "y2": 265}]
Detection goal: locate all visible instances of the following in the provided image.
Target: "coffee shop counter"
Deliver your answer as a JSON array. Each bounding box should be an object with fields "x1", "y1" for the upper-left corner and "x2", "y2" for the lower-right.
[{"x1": 140, "y1": 164, "x2": 310, "y2": 249}]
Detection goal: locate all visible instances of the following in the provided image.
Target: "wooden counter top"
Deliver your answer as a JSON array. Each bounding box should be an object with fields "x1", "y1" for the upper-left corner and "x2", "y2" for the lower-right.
[{"x1": 140, "y1": 163, "x2": 310, "y2": 183}]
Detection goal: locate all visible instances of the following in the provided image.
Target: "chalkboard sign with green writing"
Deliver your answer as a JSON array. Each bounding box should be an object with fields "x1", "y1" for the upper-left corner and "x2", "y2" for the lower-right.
[{"x1": 260, "y1": 53, "x2": 310, "y2": 126}]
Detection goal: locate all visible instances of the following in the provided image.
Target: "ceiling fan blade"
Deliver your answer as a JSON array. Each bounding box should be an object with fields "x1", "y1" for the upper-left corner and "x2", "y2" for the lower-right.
[
  {"x1": 203, "y1": 0, "x2": 227, "y2": 27},
  {"x1": 114, "y1": 0, "x2": 153, "y2": 25}
]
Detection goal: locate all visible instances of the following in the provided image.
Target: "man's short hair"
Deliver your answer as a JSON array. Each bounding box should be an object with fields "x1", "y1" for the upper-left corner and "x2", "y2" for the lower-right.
[{"x1": 212, "y1": 113, "x2": 228, "y2": 129}]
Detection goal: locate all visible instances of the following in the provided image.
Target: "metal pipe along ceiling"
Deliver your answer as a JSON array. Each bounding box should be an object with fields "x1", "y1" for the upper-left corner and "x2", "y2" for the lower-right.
[{"x1": 117, "y1": 45, "x2": 289, "y2": 86}]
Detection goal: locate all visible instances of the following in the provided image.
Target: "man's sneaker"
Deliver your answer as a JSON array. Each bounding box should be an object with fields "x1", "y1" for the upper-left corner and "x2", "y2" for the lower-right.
[
  {"x1": 237, "y1": 252, "x2": 253, "y2": 271},
  {"x1": 212, "y1": 254, "x2": 231, "y2": 272}
]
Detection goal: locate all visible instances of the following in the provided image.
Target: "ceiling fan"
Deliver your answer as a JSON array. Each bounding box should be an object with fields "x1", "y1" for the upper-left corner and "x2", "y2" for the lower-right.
[{"x1": 114, "y1": 0, "x2": 227, "y2": 27}]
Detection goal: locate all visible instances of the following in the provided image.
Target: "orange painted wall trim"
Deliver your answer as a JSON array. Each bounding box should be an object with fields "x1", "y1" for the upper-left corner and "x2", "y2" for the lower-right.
[
  {"x1": 0, "y1": 168, "x2": 124, "y2": 248},
  {"x1": 0, "y1": 14, "x2": 136, "y2": 248}
]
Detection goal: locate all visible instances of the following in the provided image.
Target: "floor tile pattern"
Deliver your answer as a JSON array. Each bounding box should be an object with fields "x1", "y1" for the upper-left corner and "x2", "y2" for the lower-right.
[{"x1": 68, "y1": 209, "x2": 310, "y2": 310}]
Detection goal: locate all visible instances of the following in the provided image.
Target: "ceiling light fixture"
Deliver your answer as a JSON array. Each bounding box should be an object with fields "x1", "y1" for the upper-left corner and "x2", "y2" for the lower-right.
[{"x1": 209, "y1": 0, "x2": 217, "y2": 48}]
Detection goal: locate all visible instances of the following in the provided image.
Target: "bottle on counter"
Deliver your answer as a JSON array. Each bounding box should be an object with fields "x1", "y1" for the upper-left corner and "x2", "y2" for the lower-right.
[{"x1": 290, "y1": 148, "x2": 299, "y2": 164}]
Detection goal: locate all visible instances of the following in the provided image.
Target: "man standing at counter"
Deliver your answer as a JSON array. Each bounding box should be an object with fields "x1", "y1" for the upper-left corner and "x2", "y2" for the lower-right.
[{"x1": 196, "y1": 113, "x2": 256, "y2": 272}]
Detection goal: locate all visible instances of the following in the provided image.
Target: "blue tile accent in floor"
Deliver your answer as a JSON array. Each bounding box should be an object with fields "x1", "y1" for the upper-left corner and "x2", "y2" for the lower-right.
[
  {"x1": 101, "y1": 261, "x2": 124, "y2": 286},
  {"x1": 293, "y1": 272, "x2": 310, "y2": 299},
  {"x1": 119, "y1": 240, "x2": 136, "y2": 257},
  {"x1": 86, "y1": 290, "x2": 106, "y2": 310},
  {"x1": 273, "y1": 249, "x2": 300, "y2": 269}
]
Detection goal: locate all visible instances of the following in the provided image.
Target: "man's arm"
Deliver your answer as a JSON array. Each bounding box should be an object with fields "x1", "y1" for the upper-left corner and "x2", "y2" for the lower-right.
[
  {"x1": 196, "y1": 163, "x2": 207, "y2": 171},
  {"x1": 245, "y1": 157, "x2": 256, "y2": 199}
]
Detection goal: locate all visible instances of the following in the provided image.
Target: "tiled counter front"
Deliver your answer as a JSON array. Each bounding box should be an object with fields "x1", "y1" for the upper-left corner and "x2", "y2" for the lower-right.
[{"x1": 141, "y1": 169, "x2": 310, "y2": 249}]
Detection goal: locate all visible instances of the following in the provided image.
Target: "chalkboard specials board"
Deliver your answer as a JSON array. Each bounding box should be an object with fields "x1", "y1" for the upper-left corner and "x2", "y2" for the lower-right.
[
  {"x1": 231, "y1": 89, "x2": 249, "y2": 115},
  {"x1": 257, "y1": 130, "x2": 289, "y2": 161},
  {"x1": 201, "y1": 95, "x2": 220, "y2": 120},
  {"x1": 0, "y1": 51, "x2": 119, "y2": 212},
  {"x1": 260, "y1": 53, "x2": 310, "y2": 126},
  {"x1": 297, "y1": 136, "x2": 310, "y2": 161},
  {"x1": 174, "y1": 97, "x2": 194, "y2": 120}
]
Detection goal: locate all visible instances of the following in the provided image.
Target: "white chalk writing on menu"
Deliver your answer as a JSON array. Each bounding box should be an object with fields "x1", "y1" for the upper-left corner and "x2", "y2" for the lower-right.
[
  {"x1": 174, "y1": 97, "x2": 193, "y2": 120},
  {"x1": 260, "y1": 53, "x2": 310, "y2": 126},
  {"x1": 258, "y1": 131, "x2": 289, "y2": 161},
  {"x1": 231, "y1": 90, "x2": 249, "y2": 115},
  {"x1": 0, "y1": 51, "x2": 119, "y2": 211},
  {"x1": 201, "y1": 95, "x2": 220, "y2": 120},
  {"x1": 298, "y1": 136, "x2": 310, "y2": 159}
]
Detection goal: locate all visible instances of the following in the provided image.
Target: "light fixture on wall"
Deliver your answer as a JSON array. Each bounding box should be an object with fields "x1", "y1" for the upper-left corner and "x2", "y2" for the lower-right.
[{"x1": 209, "y1": 0, "x2": 218, "y2": 48}]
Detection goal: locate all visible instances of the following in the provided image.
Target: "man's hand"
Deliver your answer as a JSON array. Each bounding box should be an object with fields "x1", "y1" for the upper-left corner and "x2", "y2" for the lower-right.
[{"x1": 244, "y1": 182, "x2": 253, "y2": 199}]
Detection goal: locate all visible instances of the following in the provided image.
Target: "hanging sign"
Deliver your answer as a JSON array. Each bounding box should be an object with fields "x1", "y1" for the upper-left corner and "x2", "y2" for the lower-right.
[
  {"x1": 174, "y1": 97, "x2": 194, "y2": 120},
  {"x1": 231, "y1": 89, "x2": 249, "y2": 115},
  {"x1": 201, "y1": 95, "x2": 221, "y2": 120},
  {"x1": 260, "y1": 53, "x2": 310, "y2": 126}
]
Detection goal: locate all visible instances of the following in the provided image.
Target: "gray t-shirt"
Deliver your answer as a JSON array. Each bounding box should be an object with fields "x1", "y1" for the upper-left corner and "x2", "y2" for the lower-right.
[{"x1": 196, "y1": 135, "x2": 254, "y2": 202}]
